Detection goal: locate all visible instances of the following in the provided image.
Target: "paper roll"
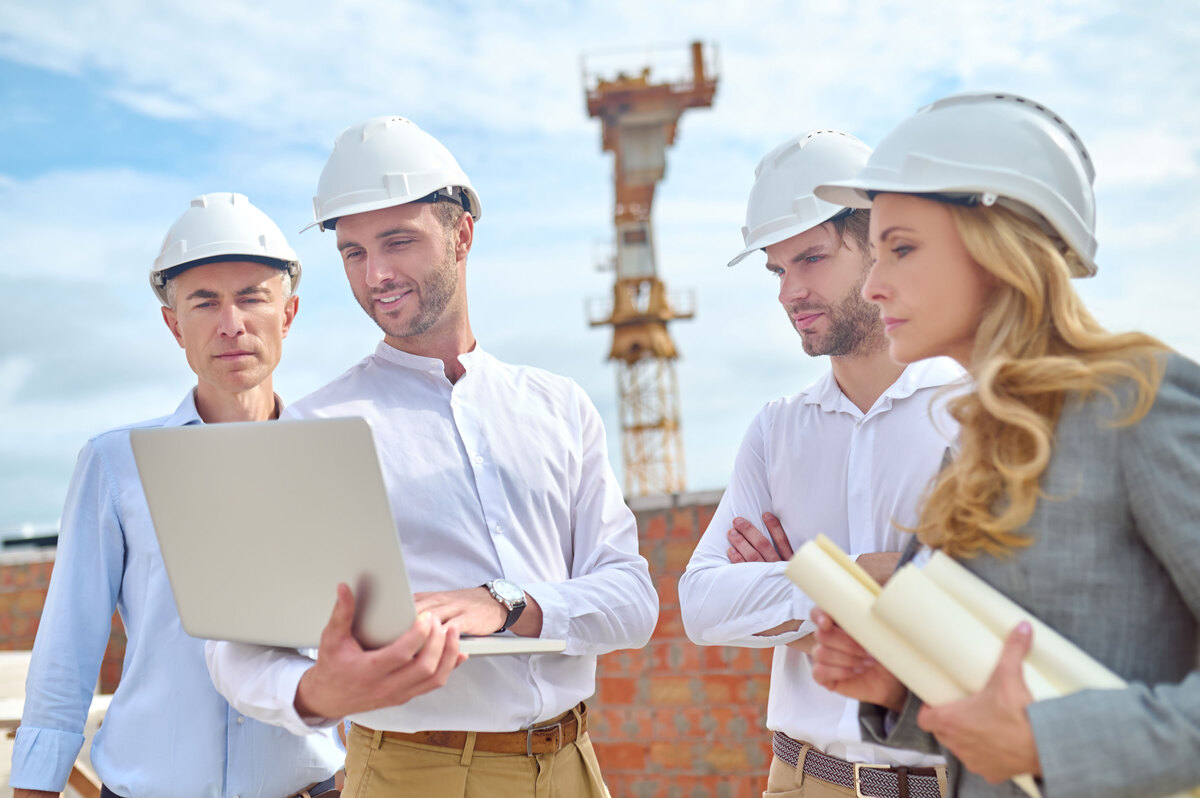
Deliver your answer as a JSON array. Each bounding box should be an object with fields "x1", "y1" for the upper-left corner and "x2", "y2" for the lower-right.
[
  {"x1": 922, "y1": 552, "x2": 1124, "y2": 693},
  {"x1": 873, "y1": 566, "x2": 1059, "y2": 701},
  {"x1": 786, "y1": 541, "x2": 965, "y2": 707}
]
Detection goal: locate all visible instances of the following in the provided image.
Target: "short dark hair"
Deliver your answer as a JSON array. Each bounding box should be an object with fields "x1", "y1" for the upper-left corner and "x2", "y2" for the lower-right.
[
  {"x1": 828, "y1": 208, "x2": 870, "y2": 252},
  {"x1": 432, "y1": 197, "x2": 466, "y2": 230}
]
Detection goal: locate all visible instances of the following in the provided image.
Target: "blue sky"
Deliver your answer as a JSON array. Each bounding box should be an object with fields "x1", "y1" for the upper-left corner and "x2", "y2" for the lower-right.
[{"x1": 2, "y1": 0, "x2": 1198, "y2": 533}]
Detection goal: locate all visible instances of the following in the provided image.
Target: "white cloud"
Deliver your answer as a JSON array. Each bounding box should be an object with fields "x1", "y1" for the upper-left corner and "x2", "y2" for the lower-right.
[
  {"x1": 1, "y1": 0, "x2": 1198, "y2": 524},
  {"x1": 105, "y1": 87, "x2": 201, "y2": 121}
]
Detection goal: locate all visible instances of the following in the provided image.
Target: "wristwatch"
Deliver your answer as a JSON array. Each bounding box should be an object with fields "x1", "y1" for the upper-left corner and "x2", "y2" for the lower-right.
[{"x1": 483, "y1": 578, "x2": 527, "y2": 632}]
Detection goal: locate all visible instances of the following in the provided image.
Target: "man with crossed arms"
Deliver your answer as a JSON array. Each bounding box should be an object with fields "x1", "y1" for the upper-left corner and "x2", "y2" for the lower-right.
[{"x1": 680, "y1": 131, "x2": 959, "y2": 798}]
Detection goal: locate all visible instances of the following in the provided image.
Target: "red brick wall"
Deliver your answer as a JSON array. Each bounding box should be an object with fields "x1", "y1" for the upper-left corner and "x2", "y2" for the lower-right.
[
  {"x1": 2, "y1": 491, "x2": 774, "y2": 795},
  {"x1": 590, "y1": 492, "x2": 775, "y2": 798},
  {"x1": 0, "y1": 548, "x2": 127, "y2": 693}
]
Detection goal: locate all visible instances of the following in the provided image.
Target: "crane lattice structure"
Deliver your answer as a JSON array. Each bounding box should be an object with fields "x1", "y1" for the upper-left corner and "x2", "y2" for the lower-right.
[{"x1": 583, "y1": 41, "x2": 718, "y2": 497}]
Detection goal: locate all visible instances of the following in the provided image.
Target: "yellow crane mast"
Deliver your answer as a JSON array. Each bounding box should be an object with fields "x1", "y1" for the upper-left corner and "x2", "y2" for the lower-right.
[{"x1": 583, "y1": 41, "x2": 718, "y2": 497}]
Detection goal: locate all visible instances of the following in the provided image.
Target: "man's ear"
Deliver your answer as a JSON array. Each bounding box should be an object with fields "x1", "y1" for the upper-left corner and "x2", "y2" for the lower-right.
[
  {"x1": 161, "y1": 305, "x2": 185, "y2": 348},
  {"x1": 281, "y1": 294, "x2": 299, "y2": 339},
  {"x1": 454, "y1": 212, "x2": 474, "y2": 261}
]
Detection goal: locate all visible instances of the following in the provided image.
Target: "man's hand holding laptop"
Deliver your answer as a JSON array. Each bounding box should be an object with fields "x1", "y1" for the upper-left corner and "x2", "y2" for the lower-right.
[{"x1": 294, "y1": 583, "x2": 466, "y2": 719}]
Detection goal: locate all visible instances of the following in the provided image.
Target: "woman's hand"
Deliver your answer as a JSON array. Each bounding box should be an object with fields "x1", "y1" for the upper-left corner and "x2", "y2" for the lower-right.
[
  {"x1": 810, "y1": 607, "x2": 908, "y2": 712},
  {"x1": 917, "y1": 622, "x2": 1042, "y2": 783}
]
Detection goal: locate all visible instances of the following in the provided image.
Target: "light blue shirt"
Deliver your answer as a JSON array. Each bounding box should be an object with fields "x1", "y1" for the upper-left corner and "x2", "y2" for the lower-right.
[{"x1": 11, "y1": 391, "x2": 343, "y2": 798}]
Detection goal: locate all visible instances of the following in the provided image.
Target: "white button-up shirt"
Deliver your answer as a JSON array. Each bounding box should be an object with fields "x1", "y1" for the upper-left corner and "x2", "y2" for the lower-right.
[
  {"x1": 11, "y1": 391, "x2": 344, "y2": 798},
  {"x1": 679, "y1": 358, "x2": 963, "y2": 765},
  {"x1": 207, "y1": 343, "x2": 657, "y2": 734}
]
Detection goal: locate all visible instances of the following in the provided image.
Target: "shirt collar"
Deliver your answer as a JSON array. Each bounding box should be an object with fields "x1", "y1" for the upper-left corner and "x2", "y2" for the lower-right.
[
  {"x1": 881, "y1": 357, "x2": 966, "y2": 402},
  {"x1": 800, "y1": 356, "x2": 965, "y2": 414},
  {"x1": 165, "y1": 388, "x2": 286, "y2": 427},
  {"x1": 165, "y1": 389, "x2": 205, "y2": 427},
  {"x1": 372, "y1": 340, "x2": 490, "y2": 375}
]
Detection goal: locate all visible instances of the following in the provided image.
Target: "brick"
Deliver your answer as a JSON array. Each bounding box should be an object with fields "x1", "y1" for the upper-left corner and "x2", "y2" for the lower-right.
[
  {"x1": 708, "y1": 705, "x2": 767, "y2": 739},
  {"x1": 648, "y1": 640, "x2": 702, "y2": 673},
  {"x1": 653, "y1": 705, "x2": 713, "y2": 740},
  {"x1": 699, "y1": 673, "x2": 752, "y2": 704},
  {"x1": 642, "y1": 516, "x2": 668, "y2": 540},
  {"x1": 649, "y1": 741, "x2": 693, "y2": 769},
  {"x1": 592, "y1": 741, "x2": 646, "y2": 771},
  {"x1": 589, "y1": 706, "x2": 654, "y2": 741},
  {"x1": 652, "y1": 574, "x2": 678, "y2": 607},
  {"x1": 662, "y1": 541, "x2": 695, "y2": 572},
  {"x1": 604, "y1": 774, "x2": 664, "y2": 798},
  {"x1": 700, "y1": 645, "x2": 773, "y2": 673},
  {"x1": 668, "y1": 507, "x2": 696, "y2": 537},
  {"x1": 647, "y1": 675, "x2": 693, "y2": 705},
  {"x1": 703, "y1": 744, "x2": 749, "y2": 772},
  {"x1": 11, "y1": 615, "x2": 33, "y2": 640},
  {"x1": 652, "y1": 606, "x2": 684, "y2": 638},
  {"x1": 595, "y1": 676, "x2": 638, "y2": 705},
  {"x1": 16, "y1": 589, "x2": 47, "y2": 613}
]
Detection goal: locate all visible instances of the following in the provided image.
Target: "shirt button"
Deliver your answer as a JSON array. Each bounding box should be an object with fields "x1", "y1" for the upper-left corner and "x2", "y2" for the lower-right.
[
  {"x1": 495, "y1": 524, "x2": 503, "y2": 535},
  {"x1": 236, "y1": 716, "x2": 245, "y2": 724},
  {"x1": 474, "y1": 455, "x2": 484, "y2": 465}
]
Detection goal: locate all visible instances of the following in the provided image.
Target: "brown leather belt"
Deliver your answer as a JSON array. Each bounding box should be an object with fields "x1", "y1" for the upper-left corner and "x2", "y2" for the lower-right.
[
  {"x1": 358, "y1": 703, "x2": 586, "y2": 756},
  {"x1": 773, "y1": 732, "x2": 942, "y2": 798}
]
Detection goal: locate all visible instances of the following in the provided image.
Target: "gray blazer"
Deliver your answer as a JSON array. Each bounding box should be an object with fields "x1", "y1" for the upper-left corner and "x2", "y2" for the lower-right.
[{"x1": 862, "y1": 351, "x2": 1200, "y2": 798}]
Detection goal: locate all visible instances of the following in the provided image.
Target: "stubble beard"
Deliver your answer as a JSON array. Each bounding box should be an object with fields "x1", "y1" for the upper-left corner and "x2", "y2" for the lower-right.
[
  {"x1": 791, "y1": 268, "x2": 887, "y2": 358},
  {"x1": 362, "y1": 241, "x2": 458, "y2": 340}
]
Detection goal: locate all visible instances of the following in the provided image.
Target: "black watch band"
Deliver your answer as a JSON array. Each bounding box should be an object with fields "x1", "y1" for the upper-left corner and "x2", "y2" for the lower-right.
[
  {"x1": 483, "y1": 579, "x2": 527, "y2": 632},
  {"x1": 499, "y1": 602, "x2": 524, "y2": 633}
]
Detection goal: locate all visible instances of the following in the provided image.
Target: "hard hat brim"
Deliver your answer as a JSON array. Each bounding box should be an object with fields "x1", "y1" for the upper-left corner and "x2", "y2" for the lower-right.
[{"x1": 813, "y1": 180, "x2": 1098, "y2": 278}]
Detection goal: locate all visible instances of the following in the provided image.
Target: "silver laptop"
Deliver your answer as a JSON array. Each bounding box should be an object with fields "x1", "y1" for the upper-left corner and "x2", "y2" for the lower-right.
[{"x1": 130, "y1": 416, "x2": 565, "y2": 656}]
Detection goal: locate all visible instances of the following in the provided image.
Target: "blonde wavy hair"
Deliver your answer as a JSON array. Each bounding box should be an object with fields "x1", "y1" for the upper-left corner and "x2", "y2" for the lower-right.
[{"x1": 914, "y1": 203, "x2": 1167, "y2": 558}]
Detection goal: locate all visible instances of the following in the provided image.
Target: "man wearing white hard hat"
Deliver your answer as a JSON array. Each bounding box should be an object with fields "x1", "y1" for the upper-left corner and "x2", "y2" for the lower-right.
[
  {"x1": 205, "y1": 117, "x2": 657, "y2": 798},
  {"x1": 678, "y1": 131, "x2": 961, "y2": 797},
  {"x1": 11, "y1": 194, "x2": 345, "y2": 798}
]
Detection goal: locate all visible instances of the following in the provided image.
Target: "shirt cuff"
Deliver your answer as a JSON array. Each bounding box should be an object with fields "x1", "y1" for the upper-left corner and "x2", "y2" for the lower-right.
[
  {"x1": 10, "y1": 725, "x2": 85, "y2": 792},
  {"x1": 277, "y1": 658, "x2": 342, "y2": 735},
  {"x1": 521, "y1": 581, "x2": 569, "y2": 643}
]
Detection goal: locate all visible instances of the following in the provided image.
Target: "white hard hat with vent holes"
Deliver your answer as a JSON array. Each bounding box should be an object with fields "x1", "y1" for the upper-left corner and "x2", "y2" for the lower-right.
[
  {"x1": 814, "y1": 91, "x2": 1098, "y2": 277},
  {"x1": 150, "y1": 192, "x2": 301, "y2": 306},
  {"x1": 305, "y1": 116, "x2": 481, "y2": 232},
  {"x1": 728, "y1": 130, "x2": 872, "y2": 267}
]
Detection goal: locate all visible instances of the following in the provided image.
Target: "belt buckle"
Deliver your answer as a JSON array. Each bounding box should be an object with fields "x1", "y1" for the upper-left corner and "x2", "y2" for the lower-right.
[
  {"x1": 526, "y1": 720, "x2": 564, "y2": 756},
  {"x1": 853, "y1": 762, "x2": 891, "y2": 798}
]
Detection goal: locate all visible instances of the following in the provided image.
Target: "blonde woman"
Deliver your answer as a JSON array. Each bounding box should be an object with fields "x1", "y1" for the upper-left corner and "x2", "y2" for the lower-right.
[{"x1": 808, "y1": 92, "x2": 1200, "y2": 798}]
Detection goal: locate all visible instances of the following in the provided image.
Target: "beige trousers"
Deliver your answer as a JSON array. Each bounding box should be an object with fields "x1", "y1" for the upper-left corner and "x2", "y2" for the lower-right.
[
  {"x1": 765, "y1": 753, "x2": 857, "y2": 798},
  {"x1": 342, "y1": 722, "x2": 610, "y2": 798}
]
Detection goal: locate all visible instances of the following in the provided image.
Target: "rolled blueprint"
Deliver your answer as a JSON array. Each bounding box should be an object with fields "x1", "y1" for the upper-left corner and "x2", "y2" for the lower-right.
[
  {"x1": 785, "y1": 537, "x2": 965, "y2": 706},
  {"x1": 921, "y1": 552, "x2": 1124, "y2": 693},
  {"x1": 873, "y1": 566, "x2": 1060, "y2": 700},
  {"x1": 786, "y1": 535, "x2": 1198, "y2": 798}
]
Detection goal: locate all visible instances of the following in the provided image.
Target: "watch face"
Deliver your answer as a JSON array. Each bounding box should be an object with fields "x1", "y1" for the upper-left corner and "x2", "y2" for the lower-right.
[{"x1": 491, "y1": 578, "x2": 525, "y2": 605}]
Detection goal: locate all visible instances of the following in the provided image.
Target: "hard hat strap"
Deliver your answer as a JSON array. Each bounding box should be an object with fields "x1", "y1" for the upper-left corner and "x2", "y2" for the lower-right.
[{"x1": 410, "y1": 187, "x2": 466, "y2": 210}]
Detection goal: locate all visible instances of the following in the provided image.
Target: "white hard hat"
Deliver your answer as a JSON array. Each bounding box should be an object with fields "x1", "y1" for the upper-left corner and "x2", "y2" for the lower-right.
[
  {"x1": 150, "y1": 192, "x2": 301, "y2": 306},
  {"x1": 815, "y1": 91, "x2": 1098, "y2": 277},
  {"x1": 306, "y1": 116, "x2": 481, "y2": 232},
  {"x1": 729, "y1": 130, "x2": 872, "y2": 267}
]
